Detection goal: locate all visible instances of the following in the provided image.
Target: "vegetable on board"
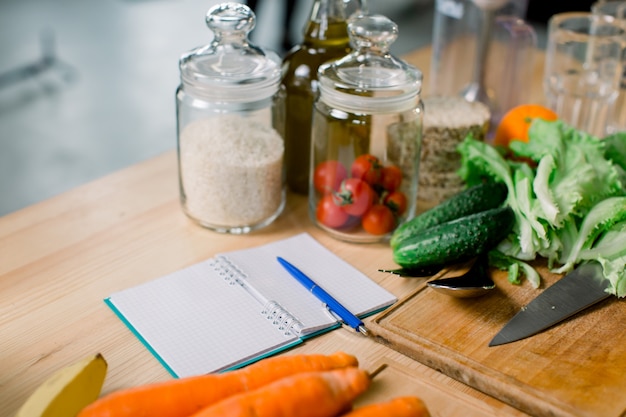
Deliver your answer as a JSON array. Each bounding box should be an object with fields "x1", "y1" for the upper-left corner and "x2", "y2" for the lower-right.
[
  {"x1": 78, "y1": 351, "x2": 358, "y2": 417},
  {"x1": 190, "y1": 367, "x2": 370, "y2": 417},
  {"x1": 390, "y1": 181, "x2": 508, "y2": 249},
  {"x1": 457, "y1": 119, "x2": 626, "y2": 296},
  {"x1": 392, "y1": 206, "x2": 515, "y2": 270}
]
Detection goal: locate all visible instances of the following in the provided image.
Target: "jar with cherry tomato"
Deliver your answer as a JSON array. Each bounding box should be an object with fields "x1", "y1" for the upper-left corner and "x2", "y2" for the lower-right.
[{"x1": 309, "y1": 14, "x2": 424, "y2": 243}]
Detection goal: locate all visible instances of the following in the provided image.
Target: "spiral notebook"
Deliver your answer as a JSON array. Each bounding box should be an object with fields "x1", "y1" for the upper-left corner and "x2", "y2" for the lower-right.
[{"x1": 105, "y1": 233, "x2": 397, "y2": 378}]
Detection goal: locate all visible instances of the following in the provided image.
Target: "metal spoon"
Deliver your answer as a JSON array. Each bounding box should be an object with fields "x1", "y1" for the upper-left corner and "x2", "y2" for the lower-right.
[
  {"x1": 378, "y1": 264, "x2": 443, "y2": 278},
  {"x1": 427, "y1": 254, "x2": 495, "y2": 298}
]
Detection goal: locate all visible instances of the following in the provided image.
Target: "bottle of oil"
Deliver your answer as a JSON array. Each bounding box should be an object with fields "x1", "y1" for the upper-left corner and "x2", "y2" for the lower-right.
[{"x1": 281, "y1": 0, "x2": 366, "y2": 195}]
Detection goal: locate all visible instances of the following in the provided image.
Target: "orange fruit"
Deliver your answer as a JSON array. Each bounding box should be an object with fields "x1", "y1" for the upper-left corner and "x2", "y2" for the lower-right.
[{"x1": 494, "y1": 104, "x2": 558, "y2": 148}]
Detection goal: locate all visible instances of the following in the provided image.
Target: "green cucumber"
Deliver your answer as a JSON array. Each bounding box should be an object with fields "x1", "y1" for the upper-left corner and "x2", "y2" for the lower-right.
[
  {"x1": 392, "y1": 206, "x2": 515, "y2": 269},
  {"x1": 390, "y1": 181, "x2": 507, "y2": 249}
]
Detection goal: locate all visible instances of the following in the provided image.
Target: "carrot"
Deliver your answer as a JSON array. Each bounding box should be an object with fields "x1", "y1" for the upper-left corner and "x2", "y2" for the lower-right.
[
  {"x1": 191, "y1": 367, "x2": 370, "y2": 417},
  {"x1": 494, "y1": 104, "x2": 558, "y2": 148},
  {"x1": 78, "y1": 351, "x2": 358, "y2": 417},
  {"x1": 339, "y1": 396, "x2": 431, "y2": 417}
]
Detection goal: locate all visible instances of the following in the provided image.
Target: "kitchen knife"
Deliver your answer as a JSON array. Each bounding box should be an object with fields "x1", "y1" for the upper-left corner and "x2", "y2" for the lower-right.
[{"x1": 489, "y1": 261, "x2": 611, "y2": 346}]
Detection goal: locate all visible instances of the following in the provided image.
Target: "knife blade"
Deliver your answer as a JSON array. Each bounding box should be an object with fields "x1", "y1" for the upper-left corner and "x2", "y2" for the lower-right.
[{"x1": 489, "y1": 261, "x2": 611, "y2": 346}]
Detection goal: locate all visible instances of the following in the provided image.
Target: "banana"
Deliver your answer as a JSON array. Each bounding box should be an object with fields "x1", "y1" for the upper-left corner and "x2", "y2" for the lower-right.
[{"x1": 16, "y1": 353, "x2": 107, "y2": 417}]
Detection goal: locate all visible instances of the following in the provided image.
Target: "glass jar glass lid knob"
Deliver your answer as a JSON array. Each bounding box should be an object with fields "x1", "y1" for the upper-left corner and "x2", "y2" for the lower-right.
[
  {"x1": 349, "y1": 14, "x2": 398, "y2": 54},
  {"x1": 206, "y1": 2, "x2": 255, "y2": 49}
]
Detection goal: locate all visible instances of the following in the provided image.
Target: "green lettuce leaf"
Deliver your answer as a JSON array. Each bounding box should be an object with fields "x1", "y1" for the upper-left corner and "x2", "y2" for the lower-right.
[
  {"x1": 488, "y1": 250, "x2": 541, "y2": 288},
  {"x1": 603, "y1": 132, "x2": 626, "y2": 171},
  {"x1": 555, "y1": 196, "x2": 626, "y2": 273}
]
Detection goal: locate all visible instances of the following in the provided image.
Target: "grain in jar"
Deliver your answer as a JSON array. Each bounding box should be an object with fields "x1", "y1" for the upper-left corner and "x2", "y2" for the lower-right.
[
  {"x1": 179, "y1": 114, "x2": 284, "y2": 229},
  {"x1": 418, "y1": 96, "x2": 490, "y2": 207}
]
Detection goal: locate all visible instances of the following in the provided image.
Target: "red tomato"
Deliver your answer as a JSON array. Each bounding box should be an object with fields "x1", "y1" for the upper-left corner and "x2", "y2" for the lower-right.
[
  {"x1": 313, "y1": 160, "x2": 348, "y2": 194},
  {"x1": 335, "y1": 178, "x2": 375, "y2": 217},
  {"x1": 316, "y1": 194, "x2": 349, "y2": 229},
  {"x1": 351, "y1": 154, "x2": 382, "y2": 186},
  {"x1": 380, "y1": 165, "x2": 403, "y2": 192},
  {"x1": 362, "y1": 204, "x2": 396, "y2": 235},
  {"x1": 384, "y1": 191, "x2": 408, "y2": 215}
]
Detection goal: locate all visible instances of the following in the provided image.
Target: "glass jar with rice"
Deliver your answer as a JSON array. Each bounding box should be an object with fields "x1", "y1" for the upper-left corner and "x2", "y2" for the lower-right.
[{"x1": 176, "y1": 3, "x2": 285, "y2": 233}]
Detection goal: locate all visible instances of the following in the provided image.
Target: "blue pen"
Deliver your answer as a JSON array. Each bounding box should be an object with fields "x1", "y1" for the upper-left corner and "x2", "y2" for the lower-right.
[{"x1": 276, "y1": 256, "x2": 369, "y2": 336}]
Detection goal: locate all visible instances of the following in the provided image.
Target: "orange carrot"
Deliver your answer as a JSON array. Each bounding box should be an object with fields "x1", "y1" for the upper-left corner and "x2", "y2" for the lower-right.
[
  {"x1": 339, "y1": 396, "x2": 431, "y2": 417},
  {"x1": 78, "y1": 352, "x2": 358, "y2": 417},
  {"x1": 191, "y1": 367, "x2": 370, "y2": 417}
]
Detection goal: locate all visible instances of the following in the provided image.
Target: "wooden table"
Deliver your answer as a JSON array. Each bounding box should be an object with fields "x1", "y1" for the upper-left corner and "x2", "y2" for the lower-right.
[{"x1": 0, "y1": 47, "x2": 544, "y2": 417}]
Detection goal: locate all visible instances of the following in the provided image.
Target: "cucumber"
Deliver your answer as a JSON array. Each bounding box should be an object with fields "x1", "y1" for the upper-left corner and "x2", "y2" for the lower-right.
[
  {"x1": 390, "y1": 181, "x2": 507, "y2": 249},
  {"x1": 392, "y1": 206, "x2": 515, "y2": 269}
]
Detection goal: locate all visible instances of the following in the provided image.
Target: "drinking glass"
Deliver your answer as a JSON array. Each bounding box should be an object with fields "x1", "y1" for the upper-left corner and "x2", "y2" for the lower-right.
[
  {"x1": 591, "y1": 1, "x2": 626, "y2": 133},
  {"x1": 543, "y1": 12, "x2": 626, "y2": 137}
]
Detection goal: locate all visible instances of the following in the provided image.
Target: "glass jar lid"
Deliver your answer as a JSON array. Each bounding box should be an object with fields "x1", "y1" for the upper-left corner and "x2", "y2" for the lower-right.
[
  {"x1": 179, "y1": 2, "x2": 281, "y2": 102},
  {"x1": 318, "y1": 14, "x2": 423, "y2": 113}
]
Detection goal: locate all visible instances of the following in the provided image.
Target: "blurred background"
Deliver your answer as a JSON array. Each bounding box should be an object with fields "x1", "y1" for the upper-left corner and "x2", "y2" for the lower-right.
[{"x1": 0, "y1": 0, "x2": 562, "y2": 216}]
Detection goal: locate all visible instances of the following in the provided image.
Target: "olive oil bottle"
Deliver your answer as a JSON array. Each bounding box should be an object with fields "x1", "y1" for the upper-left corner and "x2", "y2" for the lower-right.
[{"x1": 281, "y1": 0, "x2": 365, "y2": 194}]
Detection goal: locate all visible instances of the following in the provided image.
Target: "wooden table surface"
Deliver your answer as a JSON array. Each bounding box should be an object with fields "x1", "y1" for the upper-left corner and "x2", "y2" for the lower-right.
[{"x1": 0, "y1": 47, "x2": 545, "y2": 417}]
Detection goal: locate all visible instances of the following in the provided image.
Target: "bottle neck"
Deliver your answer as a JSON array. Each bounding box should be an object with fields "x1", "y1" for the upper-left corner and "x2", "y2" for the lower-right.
[{"x1": 302, "y1": 0, "x2": 362, "y2": 46}]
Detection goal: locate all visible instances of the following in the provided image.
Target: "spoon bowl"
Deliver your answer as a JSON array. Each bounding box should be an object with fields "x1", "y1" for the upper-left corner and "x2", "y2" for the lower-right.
[
  {"x1": 427, "y1": 254, "x2": 495, "y2": 298},
  {"x1": 427, "y1": 277, "x2": 495, "y2": 298}
]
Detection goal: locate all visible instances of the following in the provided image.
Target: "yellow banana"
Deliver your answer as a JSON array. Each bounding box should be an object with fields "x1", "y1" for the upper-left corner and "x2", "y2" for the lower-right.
[{"x1": 16, "y1": 353, "x2": 107, "y2": 417}]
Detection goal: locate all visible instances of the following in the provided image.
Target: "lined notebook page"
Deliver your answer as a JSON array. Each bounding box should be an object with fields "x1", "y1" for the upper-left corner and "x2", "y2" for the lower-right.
[
  {"x1": 222, "y1": 233, "x2": 397, "y2": 335},
  {"x1": 106, "y1": 261, "x2": 299, "y2": 378}
]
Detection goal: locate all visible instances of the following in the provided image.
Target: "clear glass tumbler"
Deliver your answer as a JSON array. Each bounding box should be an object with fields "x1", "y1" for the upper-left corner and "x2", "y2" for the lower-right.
[
  {"x1": 591, "y1": 1, "x2": 626, "y2": 133},
  {"x1": 543, "y1": 12, "x2": 626, "y2": 137}
]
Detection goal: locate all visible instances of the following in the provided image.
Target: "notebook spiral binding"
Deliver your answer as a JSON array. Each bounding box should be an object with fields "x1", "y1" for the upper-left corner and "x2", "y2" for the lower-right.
[{"x1": 210, "y1": 257, "x2": 304, "y2": 337}]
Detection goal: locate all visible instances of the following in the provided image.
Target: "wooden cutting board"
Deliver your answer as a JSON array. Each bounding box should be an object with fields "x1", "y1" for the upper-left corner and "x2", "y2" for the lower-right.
[{"x1": 369, "y1": 261, "x2": 626, "y2": 417}]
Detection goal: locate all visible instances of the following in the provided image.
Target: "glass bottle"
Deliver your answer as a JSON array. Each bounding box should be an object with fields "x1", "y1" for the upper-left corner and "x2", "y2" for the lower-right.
[
  {"x1": 309, "y1": 14, "x2": 424, "y2": 243},
  {"x1": 176, "y1": 3, "x2": 285, "y2": 234},
  {"x1": 281, "y1": 0, "x2": 366, "y2": 195}
]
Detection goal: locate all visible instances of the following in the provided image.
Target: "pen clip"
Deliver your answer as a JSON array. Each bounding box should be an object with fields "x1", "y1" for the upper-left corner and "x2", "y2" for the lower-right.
[
  {"x1": 322, "y1": 303, "x2": 369, "y2": 336},
  {"x1": 322, "y1": 302, "x2": 342, "y2": 322}
]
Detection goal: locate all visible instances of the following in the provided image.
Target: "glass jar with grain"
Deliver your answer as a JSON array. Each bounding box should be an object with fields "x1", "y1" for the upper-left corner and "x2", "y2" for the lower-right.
[{"x1": 176, "y1": 3, "x2": 285, "y2": 233}]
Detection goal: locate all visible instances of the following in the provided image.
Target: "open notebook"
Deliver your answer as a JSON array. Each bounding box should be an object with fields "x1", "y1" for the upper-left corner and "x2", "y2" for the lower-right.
[{"x1": 105, "y1": 233, "x2": 397, "y2": 378}]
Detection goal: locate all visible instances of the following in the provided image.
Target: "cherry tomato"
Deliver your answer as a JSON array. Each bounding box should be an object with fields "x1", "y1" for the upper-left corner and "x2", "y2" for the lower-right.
[
  {"x1": 362, "y1": 204, "x2": 396, "y2": 235},
  {"x1": 313, "y1": 160, "x2": 348, "y2": 194},
  {"x1": 380, "y1": 165, "x2": 403, "y2": 192},
  {"x1": 335, "y1": 178, "x2": 375, "y2": 217},
  {"x1": 351, "y1": 154, "x2": 382, "y2": 186},
  {"x1": 384, "y1": 191, "x2": 408, "y2": 215},
  {"x1": 316, "y1": 194, "x2": 349, "y2": 229}
]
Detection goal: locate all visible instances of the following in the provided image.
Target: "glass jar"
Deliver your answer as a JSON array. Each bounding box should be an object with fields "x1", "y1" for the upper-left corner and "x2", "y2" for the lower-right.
[
  {"x1": 309, "y1": 14, "x2": 424, "y2": 243},
  {"x1": 176, "y1": 3, "x2": 285, "y2": 234}
]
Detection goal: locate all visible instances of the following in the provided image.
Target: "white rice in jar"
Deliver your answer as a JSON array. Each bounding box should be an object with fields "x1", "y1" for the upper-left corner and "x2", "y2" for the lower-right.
[{"x1": 179, "y1": 114, "x2": 284, "y2": 227}]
